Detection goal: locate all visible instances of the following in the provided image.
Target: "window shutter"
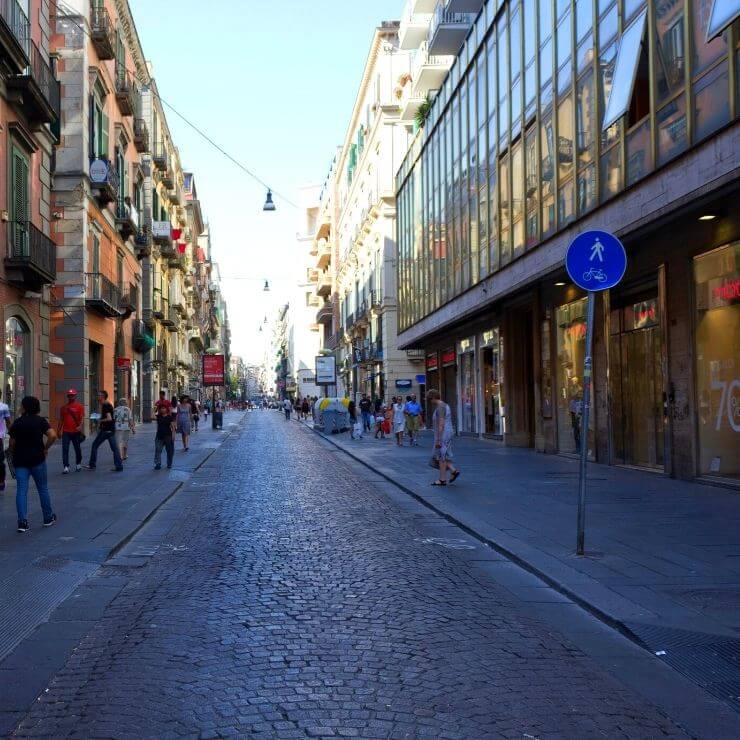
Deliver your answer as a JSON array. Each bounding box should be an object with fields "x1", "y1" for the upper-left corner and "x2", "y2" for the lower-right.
[
  {"x1": 89, "y1": 95, "x2": 96, "y2": 158},
  {"x1": 10, "y1": 150, "x2": 29, "y2": 255},
  {"x1": 100, "y1": 111, "x2": 109, "y2": 159}
]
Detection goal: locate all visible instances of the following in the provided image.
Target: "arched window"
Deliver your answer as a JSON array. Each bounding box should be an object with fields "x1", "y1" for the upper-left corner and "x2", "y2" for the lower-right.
[{"x1": 5, "y1": 317, "x2": 30, "y2": 417}]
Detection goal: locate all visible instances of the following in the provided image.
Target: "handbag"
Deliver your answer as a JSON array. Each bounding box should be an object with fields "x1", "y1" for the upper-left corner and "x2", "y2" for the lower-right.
[{"x1": 428, "y1": 451, "x2": 441, "y2": 469}]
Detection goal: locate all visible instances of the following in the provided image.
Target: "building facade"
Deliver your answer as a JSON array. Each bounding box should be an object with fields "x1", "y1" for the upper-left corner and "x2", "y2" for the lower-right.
[
  {"x1": 396, "y1": 0, "x2": 740, "y2": 483},
  {"x1": 329, "y1": 22, "x2": 421, "y2": 403},
  {"x1": 0, "y1": 0, "x2": 59, "y2": 418},
  {"x1": 52, "y1": 0, "x2": 146, "y2": 424}
]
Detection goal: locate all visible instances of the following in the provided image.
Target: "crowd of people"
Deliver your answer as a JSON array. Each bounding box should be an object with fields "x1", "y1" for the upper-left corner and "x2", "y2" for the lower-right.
[{"x1": 2, "y1": 389, "x2": 231, "y2": 533}]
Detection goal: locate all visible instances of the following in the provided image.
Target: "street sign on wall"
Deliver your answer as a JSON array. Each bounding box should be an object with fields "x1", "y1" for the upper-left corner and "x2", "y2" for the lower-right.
[
  {"x1": 315, "y1": 355, "x2": 336, "y2": 385},
  {"x1": 202, "y1": 354, "x2": 225, "y2": 386}
]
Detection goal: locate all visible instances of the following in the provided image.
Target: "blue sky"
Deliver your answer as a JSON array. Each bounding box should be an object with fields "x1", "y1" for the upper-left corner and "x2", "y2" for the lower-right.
[{"x1": 130, "y1": 0, "x2": 404, "y2": 363}]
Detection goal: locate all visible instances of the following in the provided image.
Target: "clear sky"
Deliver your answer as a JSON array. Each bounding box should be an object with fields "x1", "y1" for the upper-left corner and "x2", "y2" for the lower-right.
[{"x1": 129, "y1": 0, "x2": 404, "y2": 364}]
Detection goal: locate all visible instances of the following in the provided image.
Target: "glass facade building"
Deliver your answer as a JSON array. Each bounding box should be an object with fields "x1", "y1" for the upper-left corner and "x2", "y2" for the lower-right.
[
  {"x1": 397, "y1": 0, "x2": 739, "y2": 332},
  {"x1": 395, "y1": 0, "x2": 740, "y2": 484}
]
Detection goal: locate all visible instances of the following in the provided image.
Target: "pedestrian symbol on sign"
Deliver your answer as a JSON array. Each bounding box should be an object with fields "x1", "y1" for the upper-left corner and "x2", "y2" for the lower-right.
[{"x1": 589, "y1": 238, "x2": 605, "y2": 262}]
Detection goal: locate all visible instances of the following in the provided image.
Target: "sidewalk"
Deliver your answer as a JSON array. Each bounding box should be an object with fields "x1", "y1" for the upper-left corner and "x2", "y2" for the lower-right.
[
  {"x1": 0, "y1": 410, "x2": 245, "y2": 664},
  {"x1": 307, "y1": 422, "x2": 740, "y2": 714}
]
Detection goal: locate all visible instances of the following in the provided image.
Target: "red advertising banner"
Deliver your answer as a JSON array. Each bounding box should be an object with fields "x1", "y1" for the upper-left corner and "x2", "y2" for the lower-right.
[
  {"x1": 202, "y1": 354, "x2": 225, "y2": 387},
  {"x1": 441, "y1": 349, "x2": 457, "y2": 366},
  {"x1": 426, "y1": 353, "x2": 438, "y2": 371},
  {"x1": 116, "y1": 357, "x2": 131, "y2": 370}
]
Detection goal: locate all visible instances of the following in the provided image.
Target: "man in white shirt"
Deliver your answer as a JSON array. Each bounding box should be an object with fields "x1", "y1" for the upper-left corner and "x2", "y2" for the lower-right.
[
  {"x1": 0, "y1": 390, "x2": 13, "y2": 492},
  {"x1": 283, "y1": 398, "x2": 292, "y2": 421}
]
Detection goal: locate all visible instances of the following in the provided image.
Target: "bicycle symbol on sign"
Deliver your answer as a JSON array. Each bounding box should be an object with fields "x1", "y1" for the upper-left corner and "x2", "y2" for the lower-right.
[{"x1": 583, "y1": 267, "x2": 608, "y2": 282}]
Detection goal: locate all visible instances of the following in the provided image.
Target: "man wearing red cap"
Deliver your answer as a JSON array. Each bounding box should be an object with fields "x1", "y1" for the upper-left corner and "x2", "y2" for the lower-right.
[{"x1": 57, "y1": 389, "x2": 84, "y2": 473}]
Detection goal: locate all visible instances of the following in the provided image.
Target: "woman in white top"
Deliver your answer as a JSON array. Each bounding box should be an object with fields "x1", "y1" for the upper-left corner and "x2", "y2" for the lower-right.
[
  {"x1": 113, "y1": 399, "x2": 135, "y2": 460},
  {"x1": 392, "y1": 396, "x2": 405, "y2": 446}
]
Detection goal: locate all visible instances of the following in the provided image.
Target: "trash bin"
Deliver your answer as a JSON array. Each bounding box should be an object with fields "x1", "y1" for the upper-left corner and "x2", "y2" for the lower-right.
[{"x1": 213, "y1": 411, "x2": 223, "y2": 429}]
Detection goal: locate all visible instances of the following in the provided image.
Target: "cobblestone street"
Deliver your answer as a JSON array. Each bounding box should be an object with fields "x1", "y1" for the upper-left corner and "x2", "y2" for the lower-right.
[{"x1": 10, "y1": 412, "x2": 698, "y2": 738}]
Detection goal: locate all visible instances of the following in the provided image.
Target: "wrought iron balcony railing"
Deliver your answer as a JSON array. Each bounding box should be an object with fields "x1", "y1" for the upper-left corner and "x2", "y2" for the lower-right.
[{"x1": 5, "y1": 220, "x2": 56, "y2": 288}]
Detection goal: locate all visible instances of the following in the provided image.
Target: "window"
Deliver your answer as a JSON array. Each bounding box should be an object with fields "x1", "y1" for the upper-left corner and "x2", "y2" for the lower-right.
[
  {"x1": 5, "y1": 317, "x2": 30, "y2": 418},
  {"x1": 9, "y1": 145, "x2": 29, "y2": 234},
  {"x1": 706, "y1": 0, "x2": 740, "y2": 41},
  {"x1": 655, "y1": 1, "x2": 685, "y2": 106},
  {"x1": 602, "y1": 10, "x2": 647, "y2": 130}
]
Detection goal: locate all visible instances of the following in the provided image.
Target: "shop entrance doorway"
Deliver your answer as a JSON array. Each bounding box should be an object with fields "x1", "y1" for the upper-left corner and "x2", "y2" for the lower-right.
[
  {"x1": 504, "y1": 309, "x2": 535, "y2": 446},
  {"x1": 609, "y1": 284, "x2": 665, "y2": 469}
]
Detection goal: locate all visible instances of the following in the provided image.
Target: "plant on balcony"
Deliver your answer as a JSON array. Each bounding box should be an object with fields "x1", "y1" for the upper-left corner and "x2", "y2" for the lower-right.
[{"x1": 414, "y1": 95, "x2": 433, "y2": 130}]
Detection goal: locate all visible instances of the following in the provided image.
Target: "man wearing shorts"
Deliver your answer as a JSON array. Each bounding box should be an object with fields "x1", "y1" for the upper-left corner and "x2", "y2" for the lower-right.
[{"x1": 404, "y1": 394, "x2": 422, "y2": 446}]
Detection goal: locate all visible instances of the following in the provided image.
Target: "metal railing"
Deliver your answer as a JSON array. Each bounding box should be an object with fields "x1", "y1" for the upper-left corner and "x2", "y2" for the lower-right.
[
  {"x1": 22, "y1": 40, "x2": 59, "y2": 118},
  {"x1": 0, "y1": 0, "x2": 29, "y2": 56},
  {"x1": 133, "y1": 117, "x2": 149, "y2": 150},
  {"x1": 86, "y1": 272, "x2": 121, "y2": 309},
  {"x1": 152, "y1": 141, "x2": 169, "y2": 169},
  {"x1": 89, "y1": 6, "x2": 114, "y2": 58},
  {"x1": 115, "y1": 67, "x2": 137, "y2": 113},
  {"x1": 6, "y1": 220, "x2": 55, "y2": 279}
]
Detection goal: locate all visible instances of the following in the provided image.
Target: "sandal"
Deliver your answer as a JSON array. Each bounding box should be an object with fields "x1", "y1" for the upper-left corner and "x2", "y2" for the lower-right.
[
  {"x1": 450, "y1": 470, "x2": 461, "y2": 483},
  {"x1": 431, "y1": 480, "x2": 447, "y2": 486}
]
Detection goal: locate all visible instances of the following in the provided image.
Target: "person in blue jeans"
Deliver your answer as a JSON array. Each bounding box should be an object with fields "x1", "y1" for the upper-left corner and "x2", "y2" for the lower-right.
[
  {"x1": 8, "y1": 396, "x2": 58, "y2": 533},
  {"x1": 85, "y1": 390, "x2": 123, "y2": 472}
]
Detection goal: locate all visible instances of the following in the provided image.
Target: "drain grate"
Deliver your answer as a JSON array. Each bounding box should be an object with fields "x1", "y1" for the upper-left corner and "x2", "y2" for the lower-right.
[{"x1": 625, "y1": 621, "x2": 740, "y2": 713}]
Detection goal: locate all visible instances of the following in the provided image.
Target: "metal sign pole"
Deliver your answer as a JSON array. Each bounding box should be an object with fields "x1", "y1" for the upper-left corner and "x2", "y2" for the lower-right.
[{"x1": 576, "y1": 291, "x2": 595, "y2": 556}]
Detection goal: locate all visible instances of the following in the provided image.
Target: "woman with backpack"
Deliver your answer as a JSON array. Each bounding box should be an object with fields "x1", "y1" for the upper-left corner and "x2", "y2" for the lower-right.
[{"x1": 113, "y1": 398, "x2": 135, "y2": 461}]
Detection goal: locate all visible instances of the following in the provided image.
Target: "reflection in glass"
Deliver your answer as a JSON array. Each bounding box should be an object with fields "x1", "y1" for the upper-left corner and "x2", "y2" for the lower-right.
[
  {"x1": 577, "y1": 33, "x2": 594, "y2": 73},
  {"x1": 657, "y1": 93, "x2": 688, "y2": 165},
  {"x1": 525, "y1": 127, "x2": 538, "y2": 249},
  {"x1": 693, "y1": 0, "x2": 728, "y2": 76},
  {"x1": 512, "y1": 79, "x2": 522, "y2": 136},
  {"x1": 577, "y1": 163, "x2": 596, "y2": 213},
  {"x1": 500, "y1": 153, "x2": 511, "y2": 265},
  {"x1": 541, "y1": 113, "x2": 555, "y2": 236},
  {"x1": 511, "y1": 6, "x2": 522, "y2": 81},
  {"x1": 599, "y1": 3, "x2": 618, "y2": 48},
  {"x1": 599, "y1": 42, "x2": 619, "y2": 147},
  {"x1": 459, "y1": 350, "x2": 477, "y2": 434},
  {"x1": 4, "y1": 316, "x2": 28, "y2": 418},
  {"x1": 693, "y1": 62, "x2": 730, "y2": 142},
  {"x1": 558, "y1": 62, "x2": 572, "y2": 96},
  {"x1": 576, "y1": 0, "x2": 592, "y2": 41},
  {"x1": 600, "y1": 143, "x2": 621, "y2": 200},
  {"x1": 525, "y1": 62, "x2": 536, "y2": 115},
  {"x1": 624, "y1": 0, "x2": 645, "y2": 22},
  {"x1": 540, "y1": 39, "x2": 553, "y2": 88},
  {"x1": 524, "y1": 0, "x2": 536, "y2": 63},
  {"x1": 557, "y1": 12, "x2": 572, "y2": 70},
  {"x1": 488, "y1": 148, "x2": 498, "y2": 271},
  {"x1": 655, "y1": 0, "x2": 685, "y2": 105},
  {"x1": 577, "y1": 69, "x2": 595, "y2": 166},
  {"x1": 626, "y1": 117, "x2": 652, "y2": 186},
  {"x1": 539, "y1": 0, "x2": 553, "y2": 42},
  {"x1": 512, "y1": 141, "x2": 524, "y2": 258}
]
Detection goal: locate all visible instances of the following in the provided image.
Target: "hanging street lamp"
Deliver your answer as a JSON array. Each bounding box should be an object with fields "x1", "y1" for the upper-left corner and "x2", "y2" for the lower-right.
[{"x1": 263, "y1": 189, "x2": 276, "y2": 211}]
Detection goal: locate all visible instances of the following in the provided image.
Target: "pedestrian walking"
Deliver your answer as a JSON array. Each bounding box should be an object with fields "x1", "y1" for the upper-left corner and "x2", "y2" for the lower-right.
[
  {"x1": 374, "y1": 405, "x2": 386, "y2": 439},
  {"x1": 348, "y1": 399, "x2": 361, "y2": 440},
  {"x1": 154, "y1": 405, "x2": 176, "y2": 470},
  {"x1": 301, "y1": 397, "x2": 310, "y2": 420},
  {"x1": 85, "y1": 390, "x2": 123, "y2": 472},
  {"x1": 283, "y1": 398, "x2": 292, "y2": 421},
  {"x1": 427, "y1": 389, "x2": 461, "y2": 487},
  {"x1": 154, "y1": 389, "x2": 172, "y2": 418},
  {"x1": 176, "y1": 395, "x2": 193, "y2": 451},
  {"x1": 404, "y1": 394, "x2": 422, "y2": 446},
  {"x1": 359, "y1": 395, "x2": 373, "y2": 432},
  {"x1": 8, "y1": 396, "x2": 57, "y2": 532},
  {"x1": 57, "y1": 389, "x2": 84, "y2": 474},
  {"x1": 113, "y1": 398, "x2": 135, "y2": 461},
  {"x1": 192, "y1": 400, "x2": 200, "y2": 432},
  {"x1": 392, "y1": 396, "x2": 405, "y2": 446},
  {"x1": 203, "y1": 400, "x2": 210, "y2": 421},
  {"x1": 0, "y1": 390, "x2": 13, "y2": 491},
  {"x1": 294, "y1": 397, "x2": 302, "y2": 419}
]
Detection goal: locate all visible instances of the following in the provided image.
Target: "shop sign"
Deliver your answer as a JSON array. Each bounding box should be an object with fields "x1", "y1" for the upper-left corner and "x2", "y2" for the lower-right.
[
  {"x1": 709, "y1": 276, "x2": 740, "y2": 308},
  {"x1": 441, "y1": 349, "x2": 457, "y2": 366},
  {"x1": 627, "y1": 299, "x2": 659, "y2": 330},
  {"x1": 415, "y1": 374, "x2": 426, "y2": 385},
  {"x1": 566, "y1": 229, "x2": 627, "y2": 291},
  {"x1": 315, "y1": 355, "x2": 336, "y2": 385},
  {"x1": 480, "y1": 329, "x2": 498, "y2": 347},
  {"x1": 116, "y1": 357, "x2": 131, "y2": 371},
  {"x1": 202, "y1": 354, "x2": 225, "y2": 386},
  {"x1": 89, "y1": 158, "x2": 109, "y2": 184},
  {"x1": 457, "y1": 337, "x2": 474, "y2": 354},
  {"x1": 395, "y1": 379, "x2": 412, "y2": 389},
  {"x1": 426, "y1": 353, "x2": 438, "y2": 371}
]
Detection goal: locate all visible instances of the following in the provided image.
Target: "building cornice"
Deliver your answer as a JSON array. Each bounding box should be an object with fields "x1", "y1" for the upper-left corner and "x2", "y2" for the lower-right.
[{"x1": 114, "y1": 0, "x2": 151, "y2": 84}]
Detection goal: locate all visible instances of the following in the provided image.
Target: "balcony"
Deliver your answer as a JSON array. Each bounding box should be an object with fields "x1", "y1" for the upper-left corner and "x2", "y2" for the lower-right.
[
  {"x1": 0, "y1": 0, "x2": 29, "y2": 73},
  {"x1": 446, "y1": 0, "x2": 484, "y2": 11},
  {"x1": 160, "y1": 167, "x2": 174, "y2": 190},
  {"x1": 132, "y1": 320, "x2": 155, "y2": 353},
  {"x1": 134, "y1": 231, "x2": 151, "y2": 258},
  {"x1": 89, "y1": 157, "x2": 119, "y2": 205},
  {"x1": 90, "y1": 6, "x2": 115, "y2": 60},
  {"x1": 168, "y1": 253, "x2": 186, "y2": 270},
  {"x1": 120, "y1": 284, "x2": 138, "y2": 318},
  {"x1": 399, "y1": 0, "x2": 433, "y2": 50},
  {"x1": 345, "y1": 311, "x2": 356, "y2": 330},
  {"x1": 316, "y1": 300, "x2": 332, "y2": 326},
  {"x1": 406, "y1": 348, "x2": 425, "y2": 362},
  {"x1": 323, "y1": 331, "x2": 341, "y2": 351},
  {"x1": 7, "y1": 40, "x2": 60, "y2": 126},
  {"x1": 170, "y1": 288, "x2": 186, "y2": 314},
  {"x1": 133, "y1": 117, "x2": 149, "y2": 152},
  {"x1": 316, "y1": 271, "x2": 331, "y2": 298},
  {"x1": 411, "y1": 41, "x2": 452, "y2": 96},
  {"x1": 355, "y1": 300, "x2": 369, "y2": 328},
  {"x1": 151, "y1": 220, "x2": 174, "y2": 252},
  {"x1": 427, "y1": 3, "x2": 475, "y2": 56},
  {"x1": 167, "y1": 185, "x2": 181, "y2": 205},
  {"x1": 85, "y1": 273, "x2": 122, "y2": 318},
  {"x1": 5, "y1": 221, "x2": 55, "y2": 290},
  {"x1": 187, "y1": 327, "x2": 204, "y2": 350},
  {"x1": 115, "y1": 67, "x2": 136, "y2": 116},
  {"x1": 152, "y1": 141, "x2": 169, "y2": 171},
  {"x1": 400, "y1": 88, "x2": 426, "y2": 122},
  {"x1": 315, "y1": 237, "x2": 331, "y2": 269},
  {"x1": 115, "y1": 200, "x2": 139, "y2": 239}
]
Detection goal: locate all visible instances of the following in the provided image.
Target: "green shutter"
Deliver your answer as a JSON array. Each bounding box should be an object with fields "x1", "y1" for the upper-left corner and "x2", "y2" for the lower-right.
[
  {"x1": 152, "y1": 188, "x2": 159, "y2": 217},
  {"x1": 116, "y1": 29, "x2": 125, "y2": 81},
  {"x1": 10, "y1": 148, "x2": 29, "y2": 255},
  {"x1": 100, "y1": 110, "x2": 109, "y2": 158}
]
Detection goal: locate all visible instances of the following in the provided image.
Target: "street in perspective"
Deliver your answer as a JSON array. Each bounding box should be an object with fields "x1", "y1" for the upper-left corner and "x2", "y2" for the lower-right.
[{"x1": 0, "y1": 0, "x2": 739, "y2": 737}]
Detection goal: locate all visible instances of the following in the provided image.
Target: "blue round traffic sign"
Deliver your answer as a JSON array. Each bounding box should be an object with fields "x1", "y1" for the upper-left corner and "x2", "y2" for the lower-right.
[{"x1": 565, "y1": 230, "x2": 627, "y2": 291}]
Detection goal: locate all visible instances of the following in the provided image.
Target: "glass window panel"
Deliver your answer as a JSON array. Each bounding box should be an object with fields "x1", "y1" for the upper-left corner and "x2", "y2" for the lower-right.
[
  {"x1": 499, "y1": 153, "x2": 511, "y2": 265},
  {"x1": 706, "y1": 0, "x2": 740, "y2": 42},
  {"x1": 577, "y1": 69, "x2": 595, "y2": 166},
  {"x1": 487, "y1": 37, "x2": 497, "y2": 117},
  {"x1": 576, "y1": 0, "x2": 592, "y2": 41},
  {"x1": 657, "y1": 93, "x2": 687, "y2": 165},
  {"x1": 577, "y1": 33, "x2": 594, "y2": 73},
  {"x1": 557, "y1": 0, "x2": 569, "y2": 19},
  {"x1": 488, "y1": 145, "x2": 498, "y2": 271},
  {"x1": 557, "y1": 12, "x2": 572, "y2": 69},
  {"x1": 477, "y1": 56, "x2": 487, "y2": 129},
  {"x1": 511, "y1": 6, "x2": 522, "y2": 80},
  {"x1": 525, "y1": 127, "x2": 538, "y2": 249},
  {"x1": 524, "y1": 0, "x2": 536, "y2": 63},
  {"x1": 655, "y1": 0, "x2": 685, "y2": 105},
  {"x1": 540, "y1": 38, "x2": 553, "y2": 87},
  {"x1": 558, "y1": 95, "x2": 574, "y2": 225},
  {"x1": 512, "y1": 78, "x2": 522, "y2": 132},
  {"x1": 602, "y1": 11, "x2": 647, "y2": 130},
  {"x1": 693, "y1": 61, "x2": 730, "y2": 142},
  {"x1": 478, "y1": 125, "x2": 488, "y2": 278},
  {"x1": 598, "y1": 0, "x2": 612, "y2": 14},
  {"x1": 626, "y1": 117, "x2": 652, "y2": 185},
  {"x1": 599, "y1": 41, "x2": 620, "y2": 146},
  {"x1": 525, "y1": 62, "x2": 537, "y2": 110},
  {"x1": 558, "y1": 61, "x2": 572, "y2": 96},
  {"x1": 600, "y1": 143, "x2": 622, "y2": 200},
  {"x1": 737, "y1": 49, "x2": 740, "y2": 115},
  {"x1": 540, "y1": 0, "x2": 553, "y2": 42},
  {"x1": 499, "y1": 93, "x2": 509, "y2": 147},
  {"x1": 577, "y1": 162, "x2": 596, "y2": 213},
  {"x1": 512, "y1": 141, "x2": 524, "y2": 258},
  {"x1": 599, "y1": 3, "x2": 618, "y2": 48},
  {"x1": 693, "y1": 0, "x2": 729, "y2": 77},
  {"x1": 558, "y1": 176, "x2": 575, "y2": 225},
  {"x1": 541, "y1": 113, "x2": 556, "y2": 236},
  {"x1": 624, "y1": 0, "x2": 645, "y2": 22},
  {"x1": 541, "y1": 80, "x2": 554, "y2": 109}
]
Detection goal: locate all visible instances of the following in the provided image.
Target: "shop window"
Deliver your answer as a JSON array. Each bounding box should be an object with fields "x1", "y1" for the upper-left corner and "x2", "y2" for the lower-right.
[
  {"x1": 694, "y1": 0, "x2": 730, "y2": 76},
  {"x1": 693, "y1": 243, "x2": 740, "y2": 479},
  {"x1": 4, "y1": 317, "x2": 30, "y2": 418},
  {"x1": 481, "y1": 329, "x2": 504, "y2": 436},
  {"x1": 602, "y1": 10, "x2": 647, "y2": 130},
  {"x1": 693, "y1": 61, "x2": 730, "y2": 143},
  {"x1": 458, "y1": 339, "x2": 477, "y2": 434}
]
